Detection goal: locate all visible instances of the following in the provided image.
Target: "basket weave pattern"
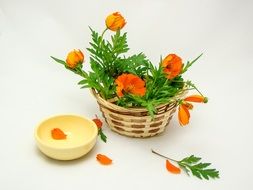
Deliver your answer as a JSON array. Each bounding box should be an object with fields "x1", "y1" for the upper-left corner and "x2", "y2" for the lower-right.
[{"x1": 92, "y1": 89, "x2": 182, "y2": 138}]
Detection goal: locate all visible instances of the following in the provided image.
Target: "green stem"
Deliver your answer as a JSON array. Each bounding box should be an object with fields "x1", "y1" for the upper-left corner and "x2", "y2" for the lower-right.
[
  {"x1": 170, "y1": 80, "x2": 185, "y2": 83},
  {"x1": 101, "y1": 28, "x2": 108, "y2": 41},
  {"x1": 171, "y1": 80, "x2": 205, "y2": 97},
  {"x1": 74, "y1": 67, "x2": 87, "y2": 78},
  {"x1": 187, "y1": 82, "x2": 204, "y2": 97},
  {"x1": 151, "y1": 149, "x2": 178, "y2": 163},
  {"x1": 98, "y1": 28, "x2": 108, "y2": 50},
  {"x1": 184, "y1": 88, "x2": 194, "y2": 91}
]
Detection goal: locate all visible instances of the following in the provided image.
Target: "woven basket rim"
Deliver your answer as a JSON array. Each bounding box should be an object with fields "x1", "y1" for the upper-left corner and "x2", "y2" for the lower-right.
[{"x1": 90, "y1": 88, "x2": 186, "y2": 113}]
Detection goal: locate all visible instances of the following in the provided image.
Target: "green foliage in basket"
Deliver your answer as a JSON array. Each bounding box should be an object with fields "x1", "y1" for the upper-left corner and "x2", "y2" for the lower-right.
[{"x1": 51, "y1": 12, "x2": 207, "y2": 124}]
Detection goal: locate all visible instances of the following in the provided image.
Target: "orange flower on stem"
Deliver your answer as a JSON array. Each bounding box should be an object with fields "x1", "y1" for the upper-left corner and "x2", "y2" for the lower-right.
[
  {"x1": 66, "y1": 49, "x2": 84, "y2": 69},
  {"x1": 161, "y1": 54, "x2": 183, "y2": 79},
  {"x1": 105, "y1": 12, "x2": 126, "y2": 31},
  {"x1": 115, "y1": 73, "x2": 146, "y2": 97},
  {"x1": 178, "y1": 94, "x2": 207, "y2": 126}
]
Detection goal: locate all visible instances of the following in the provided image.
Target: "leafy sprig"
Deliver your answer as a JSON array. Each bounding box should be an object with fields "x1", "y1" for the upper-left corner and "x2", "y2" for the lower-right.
[
  {"x1": 151, "y1": 149, "x2": 219, "y2": 180},
  {"x1": 92, "y1": 115, "x2": 107, "y2": 143},
  {"x1": 178, "y1": 155, "x2": 219, "y2": 180},
  {"x1": 181, "y1": 53, "x2": 203, "y2": 74}
]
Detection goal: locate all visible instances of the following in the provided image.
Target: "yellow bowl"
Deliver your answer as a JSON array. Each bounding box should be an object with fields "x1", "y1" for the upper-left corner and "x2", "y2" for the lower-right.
[{"x1": 35, "y1": 115, "x2": 98, "y2": 160}]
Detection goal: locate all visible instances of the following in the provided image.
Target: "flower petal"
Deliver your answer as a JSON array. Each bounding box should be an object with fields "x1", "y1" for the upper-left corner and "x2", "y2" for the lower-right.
[
  {"x1": 93, "y1": 118, "x2": 103, "y2": 129},
  {"x1": 130, "y1": 87, "x2": 146, "y2": 96},
  {"x1": 51, "y1": 128, "x2": 67, "y2": 140},
  {"x1": 184, "y1": 95, "x2": 205, "y2": 103},
  {"x1": 166, "y1": 160, "x2": 181, "y2": 174},
  {"x1": 115, "y1": 75, "x2": 126, "y2": 97},
  {"x1": 178, "y1": 104, "x2": 190, "y2": 126},
  {"x1": 96, "y1": 154, "x2": 112, "y2": 165}
]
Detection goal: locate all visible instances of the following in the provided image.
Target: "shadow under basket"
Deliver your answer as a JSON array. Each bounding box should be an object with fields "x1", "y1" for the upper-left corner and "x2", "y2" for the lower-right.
[{"x1": 91, "y1": 89, "x2": 183, "y2": 138}]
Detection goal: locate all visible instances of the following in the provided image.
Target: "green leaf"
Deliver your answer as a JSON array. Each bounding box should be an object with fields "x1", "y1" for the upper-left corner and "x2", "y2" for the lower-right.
[
  {"x1": 146, "y1": 102, "x2": 156, "y2": 118},
  {"x1": 78, "y1": 79, "x2": 88, "y2": 85},
  {"x1": 181, "y1": 53, "x2": 203, "y2": 74},
  {"x1": 180, "y1": 155, "x2": 201, "y2": 164},
  {"x1": 179, "y1": 155, "x2": 220, "y2": 180},
  {"x1": 190, "y1": 168, "x2": 202, "y2": 179},
  {"x1": 195, "y1": 162, "x2": 211, "y2": 169},
  {"x1": 80, "y1": 85, "x2": 89, "y2": 89},
  {"x1": 180, "y1": 165, "x2": 190, "y2": 176},
  {"x1": 50, "y1": 56, "x2": 66, "y2": 65},
  {"x1": 98, "y1": 129, "x2": 107, "y2": 143}
]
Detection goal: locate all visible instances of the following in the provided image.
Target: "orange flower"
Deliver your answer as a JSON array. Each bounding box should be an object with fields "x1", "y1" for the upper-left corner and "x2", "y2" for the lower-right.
[
  {"x1": 96, "y1": 154, "x2": 112, "y2": 165},
  {"x1": 166, "y1": 160, "x2": 181, "y2": 174},
  {"x1": 161, "y1": 54, "x2": 183, "y2": 79},
  {"x1": 105, "y1": 12, "x2": 126, "y2": 31},
  {"x1": 115, "y1": 73, "x2": 146, "y2": 97},
  {"x1": 66, "y1": 49, "x2": 84, "y2": 69},
  {"x1": 51, "y1": 128, "x2": 67, "y2": 140},
  {"x1": 178, "y1": 94, "x2": 207, "y2": 126}
]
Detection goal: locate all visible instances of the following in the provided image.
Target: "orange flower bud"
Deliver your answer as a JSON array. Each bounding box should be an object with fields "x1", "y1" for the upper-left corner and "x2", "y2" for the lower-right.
[
  {"x1": 161, "y1": 54, "x2": 183, "y2": 79},
  {"x1": 66, "y1": 49, "x2": 84, "y2": 69},
  {"x1": 105, "y1": 12, "x2": 126, "y2": 31}
]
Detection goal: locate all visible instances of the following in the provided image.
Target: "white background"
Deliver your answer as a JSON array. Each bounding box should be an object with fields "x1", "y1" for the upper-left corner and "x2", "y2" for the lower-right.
[{"x1": 1, "y1": 0, "x2": 253, "y2": 189}]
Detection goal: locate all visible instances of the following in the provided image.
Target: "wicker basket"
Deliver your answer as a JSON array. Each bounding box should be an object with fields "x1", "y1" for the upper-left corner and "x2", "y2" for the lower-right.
[{"x1": 91, "y1": 89, "x2": 185, "y2": 138}]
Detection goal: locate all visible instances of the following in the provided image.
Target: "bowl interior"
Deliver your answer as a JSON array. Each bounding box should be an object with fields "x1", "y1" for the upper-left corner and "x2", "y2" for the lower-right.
[{"x1": 36, "y1": 115, "x2": 97, "y2": 149}]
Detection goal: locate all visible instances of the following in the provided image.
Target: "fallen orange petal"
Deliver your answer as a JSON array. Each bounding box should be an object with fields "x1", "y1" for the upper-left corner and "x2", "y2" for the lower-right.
[
  {"x1": 51, "y1": 128, "x2": 67, "y2": 140},
  {"x1": 166, "y1": 160, "x2": 181, "y2": 174},
  {"x1": 96, "y1": 154, "x2": 112, "y2": 165},
  {"x1": 178, "y1": 104, "x2": 190, "y2": 126},
  {"x1": 184, "y1": 95, "x2": 205, "y2": 103}
]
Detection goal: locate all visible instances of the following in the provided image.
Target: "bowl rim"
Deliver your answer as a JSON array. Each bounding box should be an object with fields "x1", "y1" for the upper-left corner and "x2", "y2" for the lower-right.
[{"x1": 35, "y1": 114, "x2": 98, "y2": 149}]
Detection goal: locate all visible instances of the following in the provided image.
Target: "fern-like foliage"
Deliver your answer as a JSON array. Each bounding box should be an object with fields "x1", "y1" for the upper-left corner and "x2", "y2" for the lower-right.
[{"x1": 51, "y1": 27, "x2": 201, "y2": 116}]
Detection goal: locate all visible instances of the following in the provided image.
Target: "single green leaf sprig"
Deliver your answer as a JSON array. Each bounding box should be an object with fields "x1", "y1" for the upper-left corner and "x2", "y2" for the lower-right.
[
  {"x1": 92, "y1": 115, "x2": 107, "y2": 143},
  {"x1": 151, "y1": 149, "x2": 219, "y2": 180}
]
